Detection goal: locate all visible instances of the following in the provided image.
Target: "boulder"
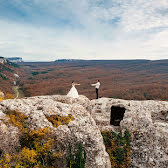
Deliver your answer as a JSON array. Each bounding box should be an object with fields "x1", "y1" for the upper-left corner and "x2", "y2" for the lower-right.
[
  {"x1": 1, "y1": 94, "x2": 168, "y2": 168},
  {"x1": 91, "y1": 98, "x2": 168, "y2": 168},
  {"x1": 0, "y1": 95, "x2": 111, "y2": 168}
]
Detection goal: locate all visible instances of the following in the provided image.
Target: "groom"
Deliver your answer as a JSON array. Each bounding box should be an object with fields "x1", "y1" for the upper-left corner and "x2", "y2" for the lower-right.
[{"x1": 91, "y1": 80, "x2": 100, "y2": 99}]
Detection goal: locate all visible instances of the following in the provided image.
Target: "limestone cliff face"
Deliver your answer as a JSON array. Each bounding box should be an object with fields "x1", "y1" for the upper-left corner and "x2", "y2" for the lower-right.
[
  {"x1": 0, "y1": 95, "x2": 111, "y2": 168},
  {"x1": 1, "y1": 95, "x2": 168, "y2": 168},
  {"x1": 91, "y1": 98, "x2": 168, "y2": 168}
]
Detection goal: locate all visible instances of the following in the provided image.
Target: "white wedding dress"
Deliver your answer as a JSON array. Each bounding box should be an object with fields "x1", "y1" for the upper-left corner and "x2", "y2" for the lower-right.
[{"x1": 67, "y1": 85, "x2": 79, "y2": 98}]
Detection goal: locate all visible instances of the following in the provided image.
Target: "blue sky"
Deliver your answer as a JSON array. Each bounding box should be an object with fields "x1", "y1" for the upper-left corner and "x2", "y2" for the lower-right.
[{"x1": 0, "y1": 0, "x2": 168, "y2": 61}]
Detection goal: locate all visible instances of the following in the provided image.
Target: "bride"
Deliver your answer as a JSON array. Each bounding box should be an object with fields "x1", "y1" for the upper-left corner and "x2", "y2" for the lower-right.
[{"x1": 67, "y1": 81, "x2": 80, "y2": 98}]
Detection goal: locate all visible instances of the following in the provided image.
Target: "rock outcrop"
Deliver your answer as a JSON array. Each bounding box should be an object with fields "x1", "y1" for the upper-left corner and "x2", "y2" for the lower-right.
[
  {"x1": 0, "y1": 57, "x2": 7, "y2": 64},
  {"x1": 1, "y1": 95, "x2": 168, "y2": 168},
  {"x1": 0, "y1": 95, "x2": 111, "y2": 168},
  {"x1": 91, "y1": 98, "x2": 168, "y2": 168}
]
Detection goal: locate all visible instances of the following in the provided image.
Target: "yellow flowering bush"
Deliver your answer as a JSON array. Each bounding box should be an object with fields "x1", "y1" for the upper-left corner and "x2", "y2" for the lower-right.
[
  {"x1": 18, "y1": 128, "x2": 62, "y2": 167},
  {"x1": 101, "y1": 130, "x2": 131, "y2": 168},
  {"x1": 0, "y1": 110, "x2": 73, "y2": 167},
  {"x1": 0, "y1": 90, "x2": 14, "y2": 101},
  {"x1": 19, "y1": 147, "x2": 37, "y2": 166},
  {"x1": 46, "y1": 114, "x2": 74, "y2": 128},
  {"x1": 0, "y1": 127, "x2": 62, "y2": 168},
  {"x1": 5, "y1": 93, "x2": 15, "y2": 99},
  {"x1": 0, "y1": 154, "x2": 11, "y2": 168},
  {"x1": 0, "y1": 90, "x2": 4, "y2": 101},
  {"x1": 5, "y1": 110, "x2": 28, "y2": 132}
]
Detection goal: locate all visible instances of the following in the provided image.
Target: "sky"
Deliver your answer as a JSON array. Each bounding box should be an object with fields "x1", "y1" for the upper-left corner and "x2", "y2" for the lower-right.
[{"x1": 0, "y1": 0, "x2": 168, "y2": 61}]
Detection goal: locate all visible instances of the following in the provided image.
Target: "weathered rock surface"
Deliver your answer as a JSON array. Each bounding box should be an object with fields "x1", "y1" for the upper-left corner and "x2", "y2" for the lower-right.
[
  {"x1": 1, "y1": 94, "x2": 168, "y2": 168},
  {"x1": 91, "y1": 98, "x2": 168, "y2": 168},
  {"x1": 0, "y1": 95, "x2": 110, "y2": 168}
]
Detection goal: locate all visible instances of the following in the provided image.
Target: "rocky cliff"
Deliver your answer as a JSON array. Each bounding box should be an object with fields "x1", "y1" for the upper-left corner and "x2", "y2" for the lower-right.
[
  {"x1": 91, "y1": 98, "x2": 168, "y2": 168},
  {"x1": 0, "y1": 95, "x2": 110, "y2": 168},
  {"x1": 0, "y1": 95, "x2": 168, "y2": 168}
]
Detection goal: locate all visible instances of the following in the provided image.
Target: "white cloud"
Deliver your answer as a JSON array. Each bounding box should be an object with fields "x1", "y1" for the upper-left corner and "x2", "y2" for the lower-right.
[
  {"x1": 120, "y1": 0, "x2": 168, "y2": 31},
  {"x1": 0, "y1": 0, "x2": 168, "y2": 61}
]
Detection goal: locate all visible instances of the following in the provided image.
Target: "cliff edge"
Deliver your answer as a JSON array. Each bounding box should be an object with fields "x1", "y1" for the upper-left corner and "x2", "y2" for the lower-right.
[
  {"x1": 0, "y1": 95, "x2": 110, "y2": 168},
  {"x1": 0, "y1": 95, "x2": 168, "y2": 167}
]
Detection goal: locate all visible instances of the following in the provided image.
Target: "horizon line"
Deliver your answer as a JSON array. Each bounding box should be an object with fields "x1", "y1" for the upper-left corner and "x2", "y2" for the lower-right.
[{"x1": 19, "y1": 59, "x2": 168, "y2": 62}]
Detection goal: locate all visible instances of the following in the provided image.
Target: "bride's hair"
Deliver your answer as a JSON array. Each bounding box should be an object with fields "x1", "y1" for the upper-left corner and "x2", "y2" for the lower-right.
[{"x1": 72, "y1": 81, "x2": 74, "y2": 83}]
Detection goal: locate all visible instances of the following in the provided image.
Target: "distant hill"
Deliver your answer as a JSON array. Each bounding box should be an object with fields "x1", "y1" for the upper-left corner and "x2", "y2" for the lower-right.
[
  {"x1": 53, "y1": 59, "x2": 168, "y2": 73},
  {"x1": 55, "y1": 59, "x2": 83, "y2": 62},
  {"x1": 7, "y1": 57, "x2": 23, "y2": 63},
  {"x1": 52, "y1": 59, "x2": 168, "y2": 74}
]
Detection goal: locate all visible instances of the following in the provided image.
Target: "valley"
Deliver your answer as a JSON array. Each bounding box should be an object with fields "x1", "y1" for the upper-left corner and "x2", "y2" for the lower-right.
[{"x1": 19, "y1": 60, "x2": 168, "y2": 100}]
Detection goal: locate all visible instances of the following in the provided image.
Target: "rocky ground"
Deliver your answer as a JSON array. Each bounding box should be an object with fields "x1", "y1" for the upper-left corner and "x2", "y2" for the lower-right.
[
  {"x1": 0, "y1": 95, "x2": 110, "y2": 168},
  {"x1": 91, "y1": 98, "x2": 168, "y2": 168},
  {"x1": 0, "y1": 95, "x2": 168, "y2": 167}
]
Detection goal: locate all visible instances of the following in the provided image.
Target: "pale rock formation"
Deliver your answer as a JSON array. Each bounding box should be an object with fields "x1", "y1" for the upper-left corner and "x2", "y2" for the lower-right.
[
  {"x1": 0, "y1": 57, "x2": 7, "y2": 64},
  {"x1": 91, "y1": 98, "x2": 168, "y2": 168},
  {"x1": 1, "y1": 95, "x2": 168, "y2": 168},
  {"x1": 0, "y1": 95, "x2": 111, "y2": 168},
  {"x1": 7, "y1": 57, "x2": 23, "y2": 63}
]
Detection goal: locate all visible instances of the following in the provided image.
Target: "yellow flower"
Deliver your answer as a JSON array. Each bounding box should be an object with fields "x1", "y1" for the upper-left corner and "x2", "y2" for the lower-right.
[{"x1": 20, "y1": 147, "x2": 37, "y2": 164}]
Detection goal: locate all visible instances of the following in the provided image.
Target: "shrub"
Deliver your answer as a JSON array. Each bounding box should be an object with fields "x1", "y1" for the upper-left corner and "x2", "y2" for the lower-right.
[
  {"x1": 0, "y1": 74, "x2": 8, "y2": 80},
  {"x1": 41, "y1": 71, "x2": 48, "y2": 74},
  {"x1": 0, "y1": 127, "x2": 62, "y2": 168},
  {"x1": 32, "y1": 72, "x2": 39, "y2": 76},
  {"x1": 7, "y1": 61, "x2": 19, "y2": 68},
  {"x1": 0, "y1": 91, "x2": 15, "y2": 100},
  {"x1": 66, "y1": 142, "x2": 86, "y2": 168},
  {"x1": 1, "y1": 66, "x2": 14, "y2": 72},
  {"x1": 0, "y1": 92, "x2": 4, "y2": 100},
  {"x1": 0, "y1": 154, "x2": 11, "y2": 168},
  {"x1": 5, "y1": 110, "x2": 28, "y2": 132},
  {"x1": 0, "y1": 110, "x2": 64, "y2": 168},
  {"x1": 101, "y1": 129, "x2": 131, "y2": 168},
  {"x1": 47, "y1": 69, "x2": 54, "y2": 72},
  {"x1": 18, "y1": 128, "x2": 62, "y2": 168},
  {"x1": 46, "y1": 114, "x2": 74, "y2": 128},
  {"x1": 5, "y1": 93, "x2": 15, "y2": 99},
  {"x1": 18, "y1": 147, "x2": 38, "y2": 167}
]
